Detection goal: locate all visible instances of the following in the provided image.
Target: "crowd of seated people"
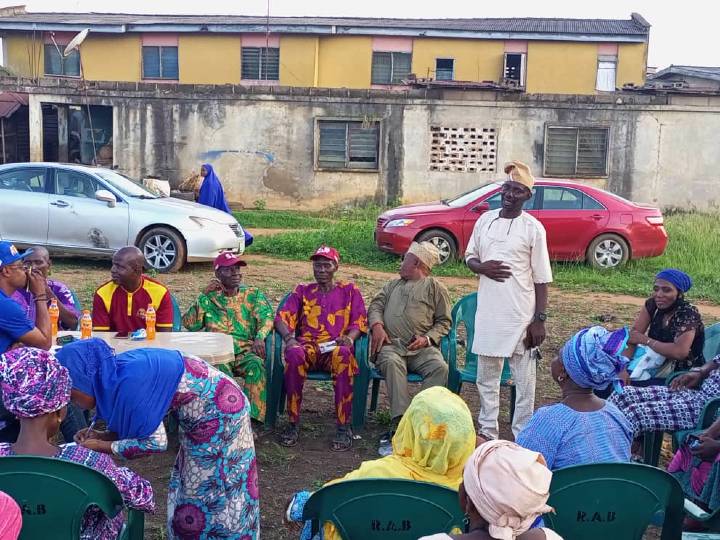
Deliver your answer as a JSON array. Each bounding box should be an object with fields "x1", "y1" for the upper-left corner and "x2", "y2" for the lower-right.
[{"x1": 0, "y1": 221, "x2": 716, "y2": 539}]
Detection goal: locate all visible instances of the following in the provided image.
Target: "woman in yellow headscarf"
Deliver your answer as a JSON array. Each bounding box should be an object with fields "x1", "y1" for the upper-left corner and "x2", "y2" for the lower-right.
[{"x1": 285, "y1": 386, "x2": 476, "y2": 539}]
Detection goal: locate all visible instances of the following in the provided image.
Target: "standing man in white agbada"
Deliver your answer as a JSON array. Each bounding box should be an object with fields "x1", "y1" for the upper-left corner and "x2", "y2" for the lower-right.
[{"x1": 465, "y1": 161, "x2": 553, "y2": 439}]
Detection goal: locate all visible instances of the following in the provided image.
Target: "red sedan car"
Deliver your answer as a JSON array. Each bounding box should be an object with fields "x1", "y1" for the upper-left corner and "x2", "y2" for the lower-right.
[{"x1": 375, "y1": 180, "x2": 668, "y2": 269}]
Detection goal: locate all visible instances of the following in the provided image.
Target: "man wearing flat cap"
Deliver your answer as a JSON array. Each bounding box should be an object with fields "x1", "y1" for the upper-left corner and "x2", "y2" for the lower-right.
[
  {"x1": 368, "y1": 241, "x2": 452, "y2": 452},
  {"x1": 465, "y1": 161, "x2": 553, "y2": 440}
]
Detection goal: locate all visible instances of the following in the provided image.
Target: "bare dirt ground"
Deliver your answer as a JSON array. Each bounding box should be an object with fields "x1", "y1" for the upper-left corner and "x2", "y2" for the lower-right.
[{"x1": 50, "y1": 252, "x2": 717, "y2": 539}]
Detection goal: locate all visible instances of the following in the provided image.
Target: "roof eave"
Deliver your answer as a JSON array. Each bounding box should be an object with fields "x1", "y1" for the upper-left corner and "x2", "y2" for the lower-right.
[{"x1": 0, "y1": 21, "x2": 648, "y2": 42}]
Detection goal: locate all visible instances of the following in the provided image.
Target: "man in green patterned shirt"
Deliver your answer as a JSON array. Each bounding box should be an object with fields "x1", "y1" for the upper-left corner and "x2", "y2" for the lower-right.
[{"x1": 183, "y1": 252, "x2": 274, "y2": 423}]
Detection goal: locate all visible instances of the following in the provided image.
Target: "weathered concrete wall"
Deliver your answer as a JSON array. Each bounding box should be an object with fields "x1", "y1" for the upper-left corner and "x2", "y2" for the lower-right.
[{"x1": 7, "y1": 79, "x2": 720, "y2": 210}]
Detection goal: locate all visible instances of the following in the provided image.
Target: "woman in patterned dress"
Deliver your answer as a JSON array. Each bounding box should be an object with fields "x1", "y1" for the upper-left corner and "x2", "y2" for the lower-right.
[
  {"x1": 0, "y1": 347, "x2": 154, "y2": 539},
  {"x1": 56, "y1": 339, "x2": 259, "y2": 539}
]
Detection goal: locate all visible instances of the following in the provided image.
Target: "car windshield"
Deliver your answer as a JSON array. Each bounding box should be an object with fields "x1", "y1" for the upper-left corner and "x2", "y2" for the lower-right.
[
  {"x1": 95, "y1": 170, "x2": 158, "y2": 198},
  {"x1": 445, "y1": 183, "x2": 501, "y2": 208}
]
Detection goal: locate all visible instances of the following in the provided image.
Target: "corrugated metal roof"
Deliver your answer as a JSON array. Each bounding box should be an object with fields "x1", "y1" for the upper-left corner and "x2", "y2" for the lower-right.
[
  {"x1": 651, "y1": 65, "x2": 720, "y2": 83},
  {"x1": 0, "y1": 12, "x2": 650, "y2": 36}
]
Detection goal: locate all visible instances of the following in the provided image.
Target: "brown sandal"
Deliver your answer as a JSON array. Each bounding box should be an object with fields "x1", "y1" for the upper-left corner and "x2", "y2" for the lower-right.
[{"x1": 331, "y1": 426, "x2": 353, "y2": 452}]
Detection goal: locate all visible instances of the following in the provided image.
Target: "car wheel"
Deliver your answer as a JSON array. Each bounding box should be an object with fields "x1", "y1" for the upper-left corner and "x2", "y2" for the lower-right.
[
  {"x1": 587, "y1": 234, "x2": 629, "y2": 270},
  {"x1": 417, "y1": 230, "x2": 457, "y2": 265},
  {"x1": 138, "y1": 227, "x2": 187, "y2": 273}
]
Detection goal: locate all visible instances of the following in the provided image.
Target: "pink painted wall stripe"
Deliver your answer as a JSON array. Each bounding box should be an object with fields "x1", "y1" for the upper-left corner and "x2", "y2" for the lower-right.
[
  {"x1": 597, "y1": 43, "x2": 619, "y2": 55},
  {"x1": 372, "y1": 36, "x2": 413, "y2": 52},
  {"x1": 142, "y1": 33, "x2": 179, "y2": 46},
  {"x1": 504, "y1": 40, "x2": 528, "y2": 53}
]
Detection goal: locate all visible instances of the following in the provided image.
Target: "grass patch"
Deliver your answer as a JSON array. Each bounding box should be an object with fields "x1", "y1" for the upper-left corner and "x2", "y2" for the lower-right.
[
  {"x1": 234, "y1": 210, "x2": 333, "y2": 230},
  {"x1": 247, "y1": 209, "x2": 720, "y2": 303}
]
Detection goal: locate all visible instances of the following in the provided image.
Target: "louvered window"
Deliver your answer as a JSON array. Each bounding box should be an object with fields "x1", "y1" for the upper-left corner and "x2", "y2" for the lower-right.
[
  {"x1": 241, "y1": 47, "x2": 280, "y2": 80},
  {"x1": 317, "y1": 120, "x2": 380, "y2": 170},
  {"x1": 44, "y1": 45, "x2": 80, "y2": 77},
  {"x1": 371, "y1": 52, "x2": 412, "y2": 85},
  {"x1": 142, "y1": 46, "x2": 179, "y2": 79},
  {"x1": 544, "y1": 126, "x2": 609, "y2": 177}
]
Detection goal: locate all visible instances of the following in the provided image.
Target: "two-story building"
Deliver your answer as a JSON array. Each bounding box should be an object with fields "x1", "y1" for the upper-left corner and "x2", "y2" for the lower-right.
[{"x1": 0, "y1": 9, "x2": 649, "y2": 94}]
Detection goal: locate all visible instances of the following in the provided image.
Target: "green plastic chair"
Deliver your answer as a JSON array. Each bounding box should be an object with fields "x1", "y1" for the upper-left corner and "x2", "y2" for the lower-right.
[
  {"x1": 544, "y1": 462, "x2": 684, "y2": 540},
  {"x1": 69, "y1": 290, "x2": 82, "y2": 330},
  {"x1": 301, "y1": 478, "x2": 464, "y2": 539},
  {"x1": 704, "y1": 323, "x2": 720, "y2": 361},
  {"x1": 170, "y1": 293, "x2": 182, "y2": 331},
  {"x1": 363, "y1": 330, "x2": 451, "y2": 414},
  {"x1": 0, "y1": 455, "x2": 144, "y2": 540},
  {"x1": 265, "y1": 293, "x2": 370, "y2": 429},
  {"x1": 446, "y1": 293, "x2": 516, "y2": 423}
]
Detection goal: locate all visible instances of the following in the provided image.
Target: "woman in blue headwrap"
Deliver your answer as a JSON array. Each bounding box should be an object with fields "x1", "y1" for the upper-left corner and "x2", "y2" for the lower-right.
[
  {"x1": 197, "y1": 163, "x2": 231, "y2": 213},
  {"x1": 516, "y1": 326, "x2": 633, "y2": 470},
  {"x1": 625, "y1": 268, "x2": 705, "y2": 382},
  {"x1": 56, "y1": 339, "x2": 260, "y2": 540}
]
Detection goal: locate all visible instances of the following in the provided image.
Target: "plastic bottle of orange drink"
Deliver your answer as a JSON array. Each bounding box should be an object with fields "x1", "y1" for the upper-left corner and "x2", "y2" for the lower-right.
[
  {"x1": 80, "y1": 310, "x2": 92, "y2": 339},
  {"x1": 49, "y1": 298, "x2": 59, "y2": 337},
  {"x1": 145, "y1": 304, "x2": 156, "y2": 340}
]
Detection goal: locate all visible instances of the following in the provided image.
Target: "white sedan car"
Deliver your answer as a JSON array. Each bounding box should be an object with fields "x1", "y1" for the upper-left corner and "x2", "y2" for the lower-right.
[{"x1": 0, "y1": 163, "x2": 245, "y2": 272}]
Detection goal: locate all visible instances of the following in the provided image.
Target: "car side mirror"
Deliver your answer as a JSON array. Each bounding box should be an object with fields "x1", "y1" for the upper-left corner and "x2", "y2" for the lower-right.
[
  {"x1": 95, "y1": 189, "x2": 117, "y2": 208},
  {"x1": 471, "y1": 202, "x2": 490, "y2": 213}
]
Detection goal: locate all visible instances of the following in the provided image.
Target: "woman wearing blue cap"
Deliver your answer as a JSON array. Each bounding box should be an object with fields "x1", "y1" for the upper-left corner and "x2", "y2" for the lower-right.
[{"x1": 625, "y1": 268, "x2": 705, "y2": 383}]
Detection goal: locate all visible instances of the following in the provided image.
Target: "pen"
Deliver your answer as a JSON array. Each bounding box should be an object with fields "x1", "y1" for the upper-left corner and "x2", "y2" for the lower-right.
[{"x1": 85, "y1": 416, "x2": 97, "y2": 437}]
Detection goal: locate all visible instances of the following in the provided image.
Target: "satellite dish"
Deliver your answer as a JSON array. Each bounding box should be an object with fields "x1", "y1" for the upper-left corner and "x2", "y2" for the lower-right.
[{"x1": 63, "y1": 29, "x2": 89, "y2": 56}]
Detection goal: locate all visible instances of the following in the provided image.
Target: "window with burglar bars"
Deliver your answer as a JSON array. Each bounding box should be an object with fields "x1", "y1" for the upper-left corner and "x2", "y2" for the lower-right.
[
  {"x1": 544, "y1": 126, "x2": 609, "y2": 177},
  {"x1": 44, "y1": 45, "x2": 80, "y2": 77},
  {"x1": 241, "y1": 47, "x2": 280, "y2": 80},
  {"x1": 142, "y1": 46, "x2": 179, "y2": 79},
  {"x1": 317, "y1": 120, "x2": 380, "y2": 170},
  {"x1": 371, "y1": 52, "x2": 412, "y2": 85}
]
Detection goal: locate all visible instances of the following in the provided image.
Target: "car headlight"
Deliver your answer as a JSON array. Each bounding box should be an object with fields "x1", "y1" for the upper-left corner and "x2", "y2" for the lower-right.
[
  {"x1": 189, "y1": 216, "x2": 221, "y2": 228},
  {"x1": 386, "y1": 219, "x2": 415, "y2": 228}
]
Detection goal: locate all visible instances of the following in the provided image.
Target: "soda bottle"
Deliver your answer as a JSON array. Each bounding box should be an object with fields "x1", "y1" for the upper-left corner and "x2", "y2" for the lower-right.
[
  {"x1": 49, "y1": 298, "x2": 59, "y2": 337},
  {"x1": 80, "y1": 310, "x2": 92, "y2": 339},
  {"x1": 145, "y1": 304, "x2": 156, "y2": 340}
]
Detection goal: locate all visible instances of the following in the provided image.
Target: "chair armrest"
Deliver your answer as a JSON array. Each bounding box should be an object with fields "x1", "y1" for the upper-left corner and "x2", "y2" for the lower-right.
[
  {"x1": 700, "y1": 398, "x2": 720, "y2": 430},
  {"x1": 446, "y1": 328, "x2": 458, "y2": 372},
  {"x1": 124, "y1": 508, "x2": 145, "y2": 540},
  {"x1": 354, "y1": 334, "x2": 370, "y2": 373}
]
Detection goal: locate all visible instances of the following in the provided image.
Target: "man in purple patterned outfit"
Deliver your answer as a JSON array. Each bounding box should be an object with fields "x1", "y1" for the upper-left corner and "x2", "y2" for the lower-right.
[{"x1": 11, "y1": 246, "x2": 79, "y2": 330}]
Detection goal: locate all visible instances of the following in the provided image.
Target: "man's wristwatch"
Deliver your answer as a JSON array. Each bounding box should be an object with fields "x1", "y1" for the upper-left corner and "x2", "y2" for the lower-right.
[{"x1": 534, "y1": 312, "x2": 548, "y2": 322}]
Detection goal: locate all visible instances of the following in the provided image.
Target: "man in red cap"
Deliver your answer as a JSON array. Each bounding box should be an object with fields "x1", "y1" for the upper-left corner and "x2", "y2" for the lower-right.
[
  {"x1": 275, "y1": 245, "x2": 368, "y2": 451},
  {"x1": 183, "y1": 251, "x2": 274, "y2": 425}
]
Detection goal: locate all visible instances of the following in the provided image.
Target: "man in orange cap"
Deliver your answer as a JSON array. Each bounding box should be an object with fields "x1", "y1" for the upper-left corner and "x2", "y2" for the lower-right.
[
  {"x1": 465, "y1": 161, "x2": 553, "y2": 440},
  {"x1": 275, "y1": 245, "x2": 368, "y2": 451}
]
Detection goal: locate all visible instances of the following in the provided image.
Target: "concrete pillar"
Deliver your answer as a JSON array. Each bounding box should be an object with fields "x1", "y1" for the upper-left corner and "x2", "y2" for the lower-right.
[
  {"x1": 28, "y1": 94, "x2": 43, "y2": 162},
  {"x1": 57, "y1": 105, "x2": 68, "y2": 163}
]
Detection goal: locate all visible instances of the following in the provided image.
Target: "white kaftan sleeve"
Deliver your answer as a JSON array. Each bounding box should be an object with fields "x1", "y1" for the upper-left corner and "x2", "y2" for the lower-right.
[{"x1": 530, "y1": 222, "x2": 553, "y2": 284}]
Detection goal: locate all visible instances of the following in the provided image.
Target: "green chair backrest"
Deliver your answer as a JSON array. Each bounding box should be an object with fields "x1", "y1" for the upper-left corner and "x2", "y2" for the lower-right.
[
  {"x1": 302, "y1": 478, "x2": 464, "y2": 539},
  {"x1": 171, "y1": 293, "x2": 182, "y2": 332},
  {"x1": 450, "y1": 293, "x2": 512, "y2": 382},
  {"x1": 0, "y1": 455, "x2": 128, "y2": 540},
  {"x1": 544, "y1": 463, "x2": 684, "y2": 540},
  {"x1": 704, "y1": 323, "x2": 720, "y2": 362},
  {"x1": 451, "y1": 293, "x2": 479, "y2": 378}
]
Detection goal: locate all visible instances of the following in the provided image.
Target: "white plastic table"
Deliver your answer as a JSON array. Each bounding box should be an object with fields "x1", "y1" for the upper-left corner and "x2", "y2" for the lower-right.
[{"x1": 56, "y1": 331, "x2": 235, "y2": 366}]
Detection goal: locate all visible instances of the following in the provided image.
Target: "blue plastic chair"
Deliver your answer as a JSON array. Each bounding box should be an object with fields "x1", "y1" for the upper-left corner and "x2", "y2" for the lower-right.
[
  {"x1": 447, "y1": 293, "x2": 516, "y2": 423},
  {"x1": 265, "y1": 293, "x2": 370, "y2": 429}
]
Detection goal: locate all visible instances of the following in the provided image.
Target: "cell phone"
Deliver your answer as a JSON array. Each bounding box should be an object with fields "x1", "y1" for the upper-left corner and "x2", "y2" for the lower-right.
[
  {"x1": 687, "y1": 434, "x2": 701, "y2": 449},
  {"x1": 114, "y1": 331, "x2": 129, "y2": 339},
  {"x1": 56, "y1": 335, "x2": 77, "y2": 346}
]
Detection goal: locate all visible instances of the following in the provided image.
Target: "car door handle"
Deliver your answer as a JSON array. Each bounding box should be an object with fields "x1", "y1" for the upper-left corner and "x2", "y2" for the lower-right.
[
  {"x1": 591, "y1": 214, "x2": 604, "y2": 220},
  {"x1": 50, "y1": 200, "x2": 69, "y2": 208}
]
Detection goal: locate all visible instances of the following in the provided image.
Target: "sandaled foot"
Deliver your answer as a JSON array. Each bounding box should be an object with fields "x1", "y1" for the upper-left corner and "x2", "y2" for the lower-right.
[
  {"x1": 331, "y1": 426, "x2": 353, "y2": 452},
  {"x1": 279, "y1": 424, "x2": 299, "y2": 447}
]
